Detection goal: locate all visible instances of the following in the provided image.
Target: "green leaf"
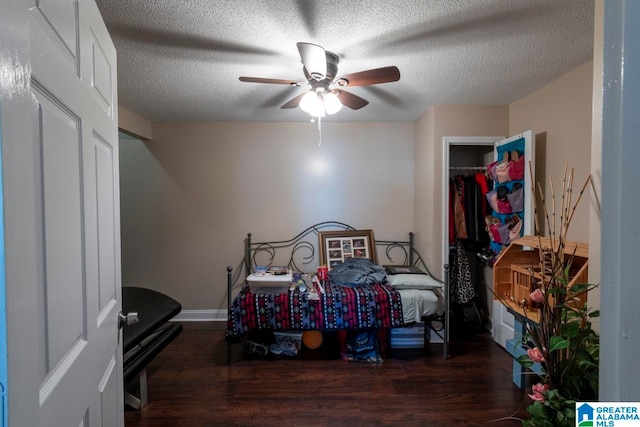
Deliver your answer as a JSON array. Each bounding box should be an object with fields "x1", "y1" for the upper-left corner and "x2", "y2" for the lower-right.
[
  {"x1": 517, "y1": 354, "x2": 534, "y2": 367},
  {"x1": 557, "y1": 277, "x2": 569, "y2": 287},
  {"x1": 577, "y1": 360, "x2": 597, "y2": 368},
  {"x1": 550, "y1": 336, "x2": 570, "y2": 352},
  {"x1": 549, "y1": 287, "x2": 567, "y2": 295},
  {"x1": 569, "y1": 283, "x2": 589, "y2": 293},
  {"x1": 563, "y1": 407, "x2": 575, "y2": 419},
  {"x1": 560, "y1": 322, "x2": 580, "y2": 338},
  {"x1": 527, "y1": 401, "x2": 545, "y2": 418},
  {"x1": 588, "y1": 310, "x2": 600, "y2": 318}
]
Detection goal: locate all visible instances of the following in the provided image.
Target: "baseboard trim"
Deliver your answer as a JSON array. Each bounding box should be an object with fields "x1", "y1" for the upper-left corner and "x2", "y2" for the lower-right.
[{"x1": 172, "y1": 309, "x2": 227, "y2": 322}]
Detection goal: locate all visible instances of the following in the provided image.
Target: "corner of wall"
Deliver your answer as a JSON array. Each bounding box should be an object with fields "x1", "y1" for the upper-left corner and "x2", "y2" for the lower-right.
[
  {"x1": 413, "y1": 107, "x2": 437, "y2": 272},
  {"x1": 118, "y1": 107, "x2": 153, "y2": 140}
]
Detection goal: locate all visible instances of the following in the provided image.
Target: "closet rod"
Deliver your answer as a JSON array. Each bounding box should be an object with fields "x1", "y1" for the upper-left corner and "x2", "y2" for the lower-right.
[{"x1": 449, "y1": 166, "x2": 487, "y2": 170}]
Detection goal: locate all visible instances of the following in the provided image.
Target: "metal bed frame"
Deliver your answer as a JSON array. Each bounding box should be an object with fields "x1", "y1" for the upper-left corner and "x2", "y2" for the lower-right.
[{"x1": 225, "y1": 221, "x2": 450, "y2": 364}]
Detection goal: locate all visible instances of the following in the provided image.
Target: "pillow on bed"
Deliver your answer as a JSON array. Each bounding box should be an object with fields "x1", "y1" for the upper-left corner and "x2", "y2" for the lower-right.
[{"x1": 387, "y1": 273, "x2": 443, "y2": 290}]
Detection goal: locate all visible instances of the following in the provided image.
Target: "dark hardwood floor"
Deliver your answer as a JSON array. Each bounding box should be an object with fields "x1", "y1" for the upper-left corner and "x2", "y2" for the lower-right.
[{"x1": 124, "y1": 322, "x2": 532, "y2": 427}]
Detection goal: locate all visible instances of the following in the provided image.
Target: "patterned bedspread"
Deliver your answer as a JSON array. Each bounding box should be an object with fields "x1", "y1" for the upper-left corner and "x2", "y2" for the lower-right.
[{"x1": 226, "y1": 281, "x2": 404, "y2": 340}]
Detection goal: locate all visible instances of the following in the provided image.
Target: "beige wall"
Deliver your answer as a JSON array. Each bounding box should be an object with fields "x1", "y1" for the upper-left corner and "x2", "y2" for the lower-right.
[
  {"x1": 413, "y1": 108, "x2": 436, "y2": 275},
  {"x1": 414, "y1": 105, "x2": 509, "y2": 277},
  {"x1": 119, "y1": 121, "x2": 414, "y2": 310},
  {"x1": 119, "y1": 62, "x2": 595, "y2": 313},
  {"x1": 119, "y1": 107, "x2": 153, "y2": 140},
  {"x1": 410, "y1": 68, "x2": 593, "y2": 323},
  {"x1": 413, "y1": 65, "x2": 593, "y2": 273},
  {"x1": 510, "y1": 61, "x2": 593, "y2": 243}
]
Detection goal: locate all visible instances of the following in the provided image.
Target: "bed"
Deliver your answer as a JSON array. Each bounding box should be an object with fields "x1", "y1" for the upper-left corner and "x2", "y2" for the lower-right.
[{"x1": 224, "y1": 221, "x2": 449, "y2": 364}]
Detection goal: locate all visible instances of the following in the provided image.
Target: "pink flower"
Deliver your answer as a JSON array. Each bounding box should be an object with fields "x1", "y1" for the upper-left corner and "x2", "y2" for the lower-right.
[
  {"x1": 530, "y1": 288, "x2": 545, "y2": 304},
  {"x1": 528, "y1": 383, "x2": 549, "y2": 402},
  {"x1": 527, "y1": 347, "x2": 545, "y2": 363}
]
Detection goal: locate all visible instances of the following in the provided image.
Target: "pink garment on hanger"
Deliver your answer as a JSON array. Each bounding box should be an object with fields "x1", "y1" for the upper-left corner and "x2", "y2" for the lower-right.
[
  {"x1": 486, "y1": 161, "x2": 499, "y2": 182},
  {"x1": 495, "y1": 161, "x2": 512, "y2": 183},
  {"x1": 509, "y1": 155, "x2": 525, "y2": 181},
  {"x1": 497, "y1": 199, "x2": 512, "y2": 214},
  {"x1": 486, "y1": 191, "x2": 498, "y2": 212},
  {"x1": 475, "y1": 173, "x2": 490, "y2": 195}
]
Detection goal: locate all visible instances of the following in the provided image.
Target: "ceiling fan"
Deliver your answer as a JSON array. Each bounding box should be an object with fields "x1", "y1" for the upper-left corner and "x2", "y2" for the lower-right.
[{"x1": 239, "y1": 42, "x2": 400, "y2": 117}]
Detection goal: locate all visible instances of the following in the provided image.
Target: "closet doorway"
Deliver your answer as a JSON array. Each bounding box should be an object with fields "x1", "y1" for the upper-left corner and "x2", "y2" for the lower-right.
[
  {"x1": 442, "y1": 132, "x2": 534, "y2": 348},
  {"x1": 442, "y1": 137, "x2": 500, "y2": 339}
]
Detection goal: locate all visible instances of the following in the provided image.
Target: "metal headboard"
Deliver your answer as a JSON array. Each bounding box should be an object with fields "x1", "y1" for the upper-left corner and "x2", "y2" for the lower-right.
[
  {"x1": 243, "y1": 221, "x2": 355, "y2": 277},
  {"x1": 225, "y1": 221, "x2": 449, "y2": 361}
]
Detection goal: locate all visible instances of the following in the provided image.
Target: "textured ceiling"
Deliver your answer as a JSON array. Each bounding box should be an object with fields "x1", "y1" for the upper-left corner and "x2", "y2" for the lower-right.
[{"x1": 96, "y1": 0, "x2": 594, "y2": 123}]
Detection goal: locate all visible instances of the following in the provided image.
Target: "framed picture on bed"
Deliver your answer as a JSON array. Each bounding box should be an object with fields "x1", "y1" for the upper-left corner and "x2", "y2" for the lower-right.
[{"x1": 318, "y1": 229, "x2": 377, "y2": 269}]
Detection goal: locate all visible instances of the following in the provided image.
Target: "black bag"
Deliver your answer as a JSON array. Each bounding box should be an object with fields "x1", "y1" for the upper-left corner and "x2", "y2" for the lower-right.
[{"x1": 451, "y1": 300, "x2": 482, "y2": 336}]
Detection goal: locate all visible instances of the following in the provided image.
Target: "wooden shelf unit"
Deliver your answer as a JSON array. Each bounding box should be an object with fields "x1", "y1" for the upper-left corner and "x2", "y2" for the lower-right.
[{"x1": 492, "y1": 235, "x2": 589, "y2": 320}]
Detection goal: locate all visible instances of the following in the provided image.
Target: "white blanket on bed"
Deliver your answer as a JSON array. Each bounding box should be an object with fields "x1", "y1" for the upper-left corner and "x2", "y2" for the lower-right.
[{"x1": 397, "y1": 288, "x2": 443, "y2": 324}]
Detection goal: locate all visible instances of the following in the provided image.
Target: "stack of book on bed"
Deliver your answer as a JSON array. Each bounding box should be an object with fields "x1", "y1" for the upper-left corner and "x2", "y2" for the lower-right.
[{"x1": 246, "y1": 266, "x2": 292, "y2": 294}]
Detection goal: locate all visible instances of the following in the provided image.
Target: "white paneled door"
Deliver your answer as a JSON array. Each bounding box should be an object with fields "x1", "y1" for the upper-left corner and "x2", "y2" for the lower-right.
[{"x1": 4, "y1": 0, "x2": 123, "y2": 425}]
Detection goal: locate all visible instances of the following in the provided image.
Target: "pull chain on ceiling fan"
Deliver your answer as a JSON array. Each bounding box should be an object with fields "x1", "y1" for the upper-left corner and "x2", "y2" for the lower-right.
[{"x1": 239, "y1": 42, "x2": 400, "y2": 118}]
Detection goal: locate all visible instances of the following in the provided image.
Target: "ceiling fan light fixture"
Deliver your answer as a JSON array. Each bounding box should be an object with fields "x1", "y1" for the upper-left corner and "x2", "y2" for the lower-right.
[
  {"x1": 300, "y1": 90, "x2": 337, "y2": 118},
  {"x1": 309, "y1": 97, "x2": 326, "y2": 118},
  {"x1": 299, "y1": 90, "x2": 320, "y2": 113},
  {"x1": 324, "y1": 91, "x2": 342, "y2": 115}
]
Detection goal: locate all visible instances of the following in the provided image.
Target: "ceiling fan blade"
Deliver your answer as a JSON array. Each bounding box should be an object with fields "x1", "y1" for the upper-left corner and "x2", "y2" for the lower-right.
[
  {"x1": 239, "y1": 77, "x2": 300, "y2": 85},
  {"x1": 281, "y1": 92, "x2": 306, "y2": 109},
  {"x1": 337, "y1": 66, "x2": 400, "y2": 87},
  {"x1": 336, "y1": 90, "x2": 369, "y2": 110},
  {"x1": 297, "y1": 42, "x2": 326, "y2": 80}
]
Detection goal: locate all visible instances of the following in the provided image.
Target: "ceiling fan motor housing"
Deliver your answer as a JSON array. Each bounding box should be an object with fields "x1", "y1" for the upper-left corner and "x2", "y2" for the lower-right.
[
  {"x1": 303, "y1": 50, "x2": 339, "y2": 82},
  {"x1": 324, "y1": 51, "x2": 339, "y2": 81}
]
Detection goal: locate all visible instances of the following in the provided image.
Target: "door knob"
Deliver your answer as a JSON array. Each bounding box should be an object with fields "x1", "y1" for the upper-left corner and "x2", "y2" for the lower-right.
[{"x1": 119, "y1": 311, "x2": 139, "y2": 329}]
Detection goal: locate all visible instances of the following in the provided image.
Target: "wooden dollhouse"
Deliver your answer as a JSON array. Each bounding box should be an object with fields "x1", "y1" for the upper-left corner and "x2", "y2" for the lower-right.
[{"x1": 493, "y1": 235, "x2": 589, "y2": 323}]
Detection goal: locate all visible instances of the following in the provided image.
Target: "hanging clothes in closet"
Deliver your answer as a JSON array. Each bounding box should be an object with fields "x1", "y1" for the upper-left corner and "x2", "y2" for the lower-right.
[
  {"x1": 449, "y1": 171, "x2": 492, "y2": 246},
  {"x1": 449, "y1": 167, "x2": 492, "y2": 331},
  {"x1": 449, "y1": 241, "x2": 474, "y2": 304},
  {"x1": 448, "y1": 169, "x2": 493, "y2": 331}
]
